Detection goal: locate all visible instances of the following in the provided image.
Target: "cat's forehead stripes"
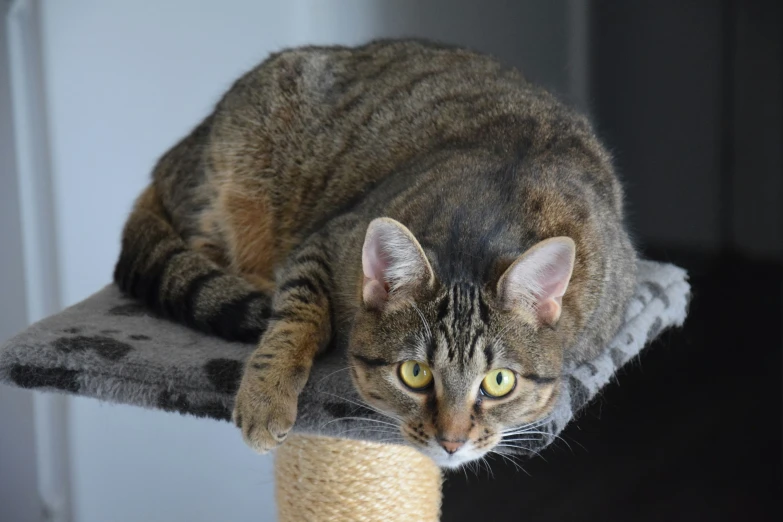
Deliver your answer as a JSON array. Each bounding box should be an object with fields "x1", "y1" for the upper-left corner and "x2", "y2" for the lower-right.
[{"x1": 432, "y1": 282, "x2": 491, "y2": 368}]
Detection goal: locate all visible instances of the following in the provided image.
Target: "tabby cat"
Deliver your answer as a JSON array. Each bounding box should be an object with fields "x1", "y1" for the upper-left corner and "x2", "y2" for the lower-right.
[{"x1": 114, "y1": 39, "x2": 636, "y2": 468}]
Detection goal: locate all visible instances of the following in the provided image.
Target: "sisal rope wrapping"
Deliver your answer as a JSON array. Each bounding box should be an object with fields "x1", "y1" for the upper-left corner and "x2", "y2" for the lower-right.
[{"x1": 275, "y1": 434, "x2": 442, "y2": 522}]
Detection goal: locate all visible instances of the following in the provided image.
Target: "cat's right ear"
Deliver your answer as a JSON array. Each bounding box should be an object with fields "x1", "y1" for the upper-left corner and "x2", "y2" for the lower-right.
[{"x1": 362, "y1": 218, "x2": 435, "y2": 310}]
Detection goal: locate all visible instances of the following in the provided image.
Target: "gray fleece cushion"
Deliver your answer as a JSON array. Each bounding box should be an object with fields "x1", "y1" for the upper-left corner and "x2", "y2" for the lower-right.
[{"x1": 0, "y1": 260, "x2": 689, "y2": 456}]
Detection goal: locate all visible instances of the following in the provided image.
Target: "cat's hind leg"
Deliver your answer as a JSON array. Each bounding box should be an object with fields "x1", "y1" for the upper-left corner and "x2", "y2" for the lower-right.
[{"x1": 114, "y1": 184, "x2": 272, "y2": 342}]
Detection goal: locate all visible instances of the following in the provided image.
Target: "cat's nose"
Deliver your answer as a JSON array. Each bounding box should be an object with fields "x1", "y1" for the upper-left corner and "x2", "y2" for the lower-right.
[{"x1": 438, "y1": 438, "x2": 466, "y2": 454}]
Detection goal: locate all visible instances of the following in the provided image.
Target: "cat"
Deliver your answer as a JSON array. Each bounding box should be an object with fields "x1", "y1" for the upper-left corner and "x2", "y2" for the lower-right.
[{"x1": 114, "y1": 39, "x2": 637, "y2": 468}]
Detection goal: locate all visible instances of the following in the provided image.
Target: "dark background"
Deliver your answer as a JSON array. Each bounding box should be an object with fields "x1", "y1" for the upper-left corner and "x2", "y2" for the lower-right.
[{"x1": 444, "y1": 1, "x2": 783, "y2": 520}]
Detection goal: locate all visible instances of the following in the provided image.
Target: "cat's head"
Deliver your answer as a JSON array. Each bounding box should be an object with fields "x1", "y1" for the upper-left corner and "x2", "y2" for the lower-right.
[{"x1": 348, "y1": 218, "x2": 575, "y2": 468}]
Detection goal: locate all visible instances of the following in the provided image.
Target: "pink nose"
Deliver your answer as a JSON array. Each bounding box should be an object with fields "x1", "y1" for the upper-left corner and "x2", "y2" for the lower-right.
[{"x1": 438, "y1": 439, "x2": 466, "y2": 455}]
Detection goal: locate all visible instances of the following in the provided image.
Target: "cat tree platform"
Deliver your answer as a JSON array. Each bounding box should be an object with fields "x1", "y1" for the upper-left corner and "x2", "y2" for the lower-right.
[{"x1": 0, "y1": 260, "x2": 689, "y2": 521}]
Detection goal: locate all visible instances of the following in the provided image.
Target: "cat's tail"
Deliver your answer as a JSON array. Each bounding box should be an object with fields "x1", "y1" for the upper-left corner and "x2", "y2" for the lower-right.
[{"x1": 113, "y1": 183, "x2": 272, "y2": 343}]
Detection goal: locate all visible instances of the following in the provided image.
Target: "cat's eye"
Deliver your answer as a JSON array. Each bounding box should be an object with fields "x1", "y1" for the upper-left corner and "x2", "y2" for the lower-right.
[
  {"x1": 398, "y1": 361, "x2": 433, "y2": 390},
  {"x1": 481, "y1": 369, "x2": 516, "y2": 398}
]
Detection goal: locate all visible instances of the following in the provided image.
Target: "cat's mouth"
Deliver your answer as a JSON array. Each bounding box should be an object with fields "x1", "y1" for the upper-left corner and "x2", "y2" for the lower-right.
[
  {"x1": 419, "y1": 439, "x2": 490, "y2": 469},
  {"x1": 401, "y1": 429, "x2": 501, "y2": 468},
  {"x1": 398, "y1": 422, "x2": 506, "y2": 468}
]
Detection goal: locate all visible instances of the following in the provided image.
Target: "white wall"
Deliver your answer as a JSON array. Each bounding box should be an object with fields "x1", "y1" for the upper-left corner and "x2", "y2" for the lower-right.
[
  {"x1": 38, "y1": 1, "x2": 311, "y2": 520},
  {"x1": 18, "y1": 1, "x2": 575, "y2": 521},
  {"x1": 1, "y1": 2, "x2": 43, "y2": 521}
]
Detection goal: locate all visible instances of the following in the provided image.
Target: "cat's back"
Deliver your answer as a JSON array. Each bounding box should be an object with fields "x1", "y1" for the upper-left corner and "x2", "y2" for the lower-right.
[
  {"x1": 206, "y1": 40, "x2": 549, "y2": 227},
  {"x1": 210, "y1": 38, "x2": 530, "y2": 162}
]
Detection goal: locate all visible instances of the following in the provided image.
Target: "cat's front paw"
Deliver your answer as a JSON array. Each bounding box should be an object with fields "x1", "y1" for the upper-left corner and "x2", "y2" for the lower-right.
[{"x1": 232, "y1": 375, "x2": 299, "y2": 453}]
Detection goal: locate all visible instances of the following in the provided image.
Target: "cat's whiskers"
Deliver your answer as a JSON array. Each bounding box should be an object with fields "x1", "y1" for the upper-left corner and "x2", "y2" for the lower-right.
[
  {"x1": 494, "y1": 442, "x2": 546, "y2": 458},
  {"x1": 336, "y1": 426, "x2": 402, "y2": 437},
  {"x1": 502, "y1": 430, "x2": 574, "y2": 453},
  {"x1": 314, "y1": 366, "x2": 354, "y2": 386},
  {"x1": 495, "y1": 442, "x2": 543, "y2": 455},
  {"x1": 501, "y1": 427, "x2": 555, "y2": 438},
  {"x1": 490, "y1": 451, "x2": 532, "y2": 475},
  {"x1": 501, "y1": 420, "x2": 550, "y2": 435},
  {"x1": 318, "y1": 390, "x2": 396, "y2": 416},
  {"x1": 479, "y1": 455, "x2": 495, "y2": 479},
  {"x1": 410, "y1": 302, "x2": 432, "y2": 342},
  {"x1": 460, "y1": 463, "x2": 470, "y2": 483},
  {"x1": 501, "y1": 427, "x2": 547, "y2": 436},
  {"x1": 319, "y1": 391, "x2": 403, "y2": 422},
  {"x1": 332, "y1": 420, "x2": 401, "y2": 430},
  {"x1": 339, "y1": 428, "x2": 400, "y2": 436},
  {"x1": 496, "y1": 439, "x2": 542, "y2": 452},
  {"x1": 320, "y1": 416, "x2": 400, "y2": 429},
  {"x1": 505, "y1": 429, "x2": 553, "y2": 435}
]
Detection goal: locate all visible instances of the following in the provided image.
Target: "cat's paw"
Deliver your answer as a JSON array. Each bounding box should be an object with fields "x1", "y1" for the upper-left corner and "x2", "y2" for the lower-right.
[{"x1": 232, "y1": 375, "x2": 299, "y2": 453}]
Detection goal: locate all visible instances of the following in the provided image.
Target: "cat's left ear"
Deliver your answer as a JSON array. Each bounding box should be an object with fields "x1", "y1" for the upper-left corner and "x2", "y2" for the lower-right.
[
  {"x1": 362, "y1": 218, "x2": 435, "y2": 310},
  {"x1": 497, "y1": 237, "x2": 576, "y2": 325}
]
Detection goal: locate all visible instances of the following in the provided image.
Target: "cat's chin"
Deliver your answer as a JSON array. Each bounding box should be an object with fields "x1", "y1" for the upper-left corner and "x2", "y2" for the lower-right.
[{"x1": 417, "y1": 441, "x2": 490, "y2": 469}]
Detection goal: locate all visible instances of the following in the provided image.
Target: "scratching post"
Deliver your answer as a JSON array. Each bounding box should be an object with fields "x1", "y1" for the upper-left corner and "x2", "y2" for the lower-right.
[{"x1": 276, "y1": 434, "x2": 442, "y2": 522}]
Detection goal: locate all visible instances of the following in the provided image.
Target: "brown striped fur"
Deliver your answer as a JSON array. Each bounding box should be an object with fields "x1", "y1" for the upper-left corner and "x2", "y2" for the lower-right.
[{"x1": 114, "y1": 40, "x2": 636, "y2": 467}]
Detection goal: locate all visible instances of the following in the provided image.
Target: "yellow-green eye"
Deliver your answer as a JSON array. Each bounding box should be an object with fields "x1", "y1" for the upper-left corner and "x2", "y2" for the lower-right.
[
  {"x1": 399, "y1": 361, "x2": 433, "y2": 390},
  {"x1": 481, "y1": 369, "x2": 516, "y2": 398}
]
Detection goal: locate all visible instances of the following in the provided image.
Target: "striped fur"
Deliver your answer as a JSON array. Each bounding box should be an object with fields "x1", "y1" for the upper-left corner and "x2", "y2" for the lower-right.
[
  {"x1": 114, "y1": 185, "x2": 271, "y2": 342},
  {"x1": 114, "y1": 40, "x2": 637, "y2": 465}
]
